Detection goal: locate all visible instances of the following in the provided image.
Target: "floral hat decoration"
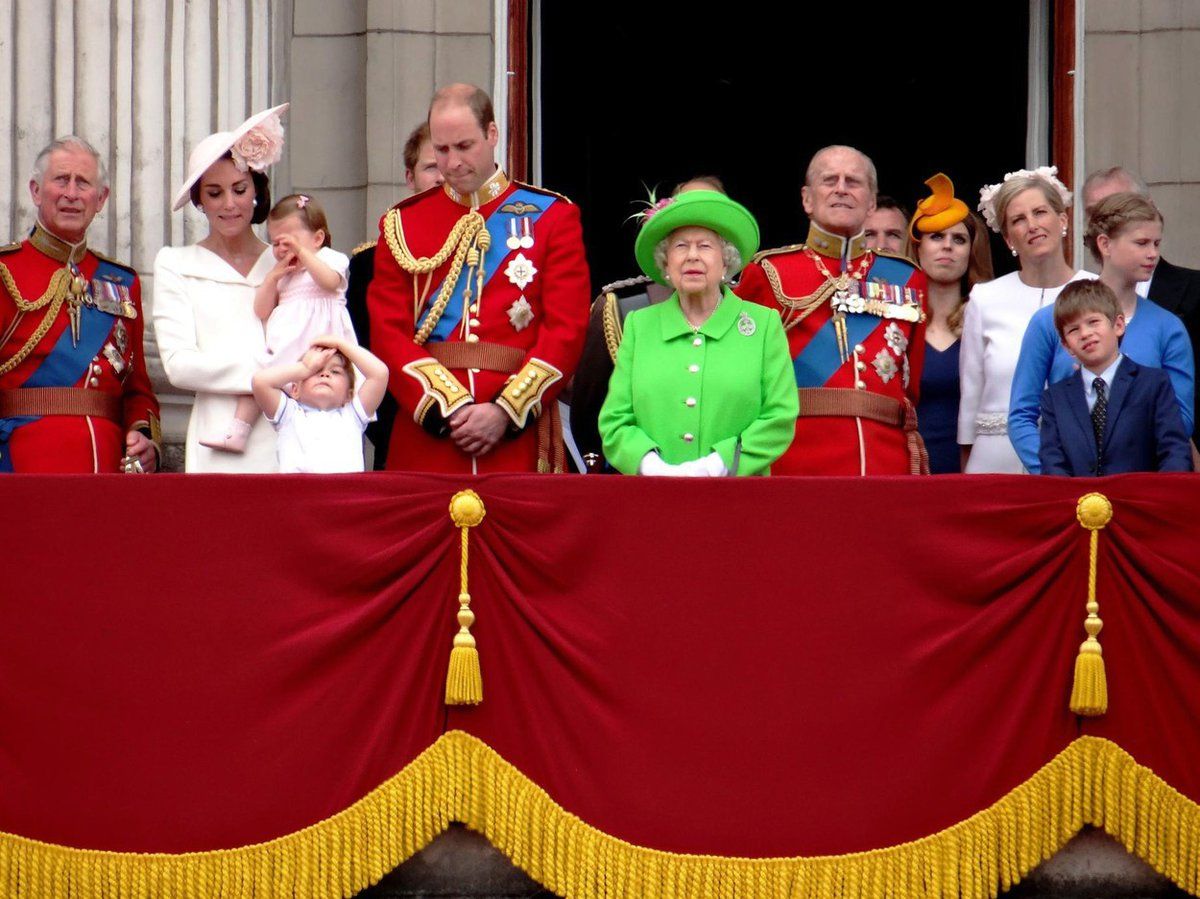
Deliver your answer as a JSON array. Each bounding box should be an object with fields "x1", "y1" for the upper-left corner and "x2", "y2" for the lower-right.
[
  {"x1": 172, "y1": 103, "x2": 289, "y2": 211},
  {"x1": 977, "y1": 165, "x2": 1072, "y2": 233},
  {"x1": 909, "y1": 173, "x2": 970, "y2": 239},
  {"x1": 633, "y1": 189, "x2": 759, "y2": 286}
]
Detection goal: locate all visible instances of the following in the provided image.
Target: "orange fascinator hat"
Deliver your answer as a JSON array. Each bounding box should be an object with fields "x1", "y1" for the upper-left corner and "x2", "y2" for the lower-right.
[{"x1": 910, "y1": 173, "x2": 970, "y2": 239}]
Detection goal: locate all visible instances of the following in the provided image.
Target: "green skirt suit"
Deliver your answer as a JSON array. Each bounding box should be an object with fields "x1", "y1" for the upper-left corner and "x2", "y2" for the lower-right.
[{"x1": 599, "y1": 287, "x2": 798, "y2": 475}]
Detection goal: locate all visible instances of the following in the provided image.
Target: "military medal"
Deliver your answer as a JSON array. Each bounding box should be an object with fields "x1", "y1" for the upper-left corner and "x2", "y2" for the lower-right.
[
  {"x1": 113, "y1": 318, "x2": 128, "y2": 354},
  {"x1": 506, "y1": 217, "x2": 534, "y2": 250},
  {"x1": 507, "y1": 296, "x2": 534, "y2": 332},
  {"x1": 504, "y1": 253, "x2": 537, "y2": 290}
]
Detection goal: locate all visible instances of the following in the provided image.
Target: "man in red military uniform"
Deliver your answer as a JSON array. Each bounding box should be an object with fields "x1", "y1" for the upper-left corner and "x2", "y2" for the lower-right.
[
  {"x1": 736, "y1": 145, "x2": 928, "y2": 475},
  {"x1": 367, "y1": 84, "x2": 590, "y2": 473},
  {"x1": 0, "y1": 137, "x2": 159, "y2": 473}
]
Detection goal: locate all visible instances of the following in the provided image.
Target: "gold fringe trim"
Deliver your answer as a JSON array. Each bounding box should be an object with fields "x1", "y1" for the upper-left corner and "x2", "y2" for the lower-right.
[{"x1": 4, "y1": 734, "x2": 1200, "y2": 898}]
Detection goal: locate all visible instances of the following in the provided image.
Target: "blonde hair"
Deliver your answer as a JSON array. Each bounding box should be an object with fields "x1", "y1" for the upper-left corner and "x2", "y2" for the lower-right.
[{"x1": 993, "y1": 176, "x2": 1067, "y2": 238}]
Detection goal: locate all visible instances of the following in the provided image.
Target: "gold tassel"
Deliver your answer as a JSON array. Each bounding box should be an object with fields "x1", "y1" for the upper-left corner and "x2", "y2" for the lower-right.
[
  {"x1": 446, "y1": 490, "x2": 486, "y2": 705},
  {"x1": 1070, "y1": 493, "x2": 1113, "y2": 716}
]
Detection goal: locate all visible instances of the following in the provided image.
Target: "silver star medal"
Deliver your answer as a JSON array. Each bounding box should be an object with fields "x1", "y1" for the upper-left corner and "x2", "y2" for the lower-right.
[
  {"x1": 505, "y1": 253, "x2": 537, "y2": 290},
  {"x1": 737, "y1": 312, "x2": 756, "y2": 336},
  {"x1": 508, "y1": 296, "x2": 534, "y2": 332}
]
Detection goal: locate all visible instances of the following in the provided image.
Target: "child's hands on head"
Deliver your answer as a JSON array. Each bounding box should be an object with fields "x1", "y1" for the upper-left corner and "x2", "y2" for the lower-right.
[
  {"x1": 310, "y1": 333, "x2": 347, "y2": 353},
  {"x1": 300, "y1": 344, "x2": 337, "y2": 374}
]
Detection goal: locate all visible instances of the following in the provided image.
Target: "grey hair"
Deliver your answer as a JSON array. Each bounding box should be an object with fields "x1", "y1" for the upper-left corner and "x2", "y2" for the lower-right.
[
  {"x1": 654, "y1": 234, "x2": 743, "y2": 283},
  {"x1": 1082, "y1": 166, "x2": 1149, "y2": 203},
  {"x1": 31, "y1": 136, "x2": 108, "y2": 190},
  {"x1": 805, "y1": 144, "x2": 878, "y2": 196}
]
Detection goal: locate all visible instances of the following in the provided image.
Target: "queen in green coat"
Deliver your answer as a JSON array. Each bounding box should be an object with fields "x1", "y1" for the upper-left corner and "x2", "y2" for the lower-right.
[{"x1": 599, "y1": 191, "x2": 798, "y2": 476}]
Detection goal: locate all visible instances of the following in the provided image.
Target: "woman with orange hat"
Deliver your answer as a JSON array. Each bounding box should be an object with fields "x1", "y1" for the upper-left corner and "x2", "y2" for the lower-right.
[
  {"x1": 909, "y1": 175, "x2": 993, "y2": 473},
  {"x1": 153, "y1": 104, "x2": 288, "y2": 472}
]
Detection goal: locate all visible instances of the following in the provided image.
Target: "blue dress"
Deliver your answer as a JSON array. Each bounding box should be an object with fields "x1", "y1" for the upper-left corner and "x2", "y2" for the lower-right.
[{"x1": 918, "y1": 340, "x2": 961, "y2": 474}]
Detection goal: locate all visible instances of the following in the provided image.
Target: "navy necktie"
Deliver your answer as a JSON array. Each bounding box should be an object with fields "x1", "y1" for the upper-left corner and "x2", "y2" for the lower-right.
[{"x1": 1091, "y1": 377, "x2": 1108, "y2": 451}]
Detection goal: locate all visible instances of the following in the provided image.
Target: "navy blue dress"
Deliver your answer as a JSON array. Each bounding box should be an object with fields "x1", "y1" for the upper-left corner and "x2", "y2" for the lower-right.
[{"x1": 918, "y1": 340, "x2": 961, "y2": 474}]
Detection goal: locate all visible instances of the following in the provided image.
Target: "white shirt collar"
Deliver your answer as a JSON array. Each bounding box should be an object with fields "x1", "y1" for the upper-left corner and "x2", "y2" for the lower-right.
[{"x1": 1081, "y1": 354, "x2": 1123, "y2": 397}]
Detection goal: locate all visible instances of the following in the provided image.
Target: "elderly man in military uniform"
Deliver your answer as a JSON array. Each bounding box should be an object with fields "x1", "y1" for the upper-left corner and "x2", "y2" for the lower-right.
[
  {"x1": 0, "y1": 136, "x2": 159, "y2": 473},
  {"x1": 736, "y1": 145, "x2": 928, "y2": 475},
  {"x1": 366, "y1": 84, "x2": 590, "y2": 473}
]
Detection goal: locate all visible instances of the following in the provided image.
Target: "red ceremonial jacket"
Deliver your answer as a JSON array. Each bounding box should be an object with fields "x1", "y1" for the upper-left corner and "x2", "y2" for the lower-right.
[
  {"x1": 366, "y1": 170, "x2": 591, "y2": 474},
  {"x1": 0, "y1": 223, "x2": 159, "y2": 472},
  {"x1": 736, "y1": 225, "x2": 927, "y2": 475}
]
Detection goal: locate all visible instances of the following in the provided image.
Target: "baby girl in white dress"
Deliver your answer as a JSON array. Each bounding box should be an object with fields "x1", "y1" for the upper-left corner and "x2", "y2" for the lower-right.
[{"x1": 202, "y1": 193, "x2": 356, "y2": 451}]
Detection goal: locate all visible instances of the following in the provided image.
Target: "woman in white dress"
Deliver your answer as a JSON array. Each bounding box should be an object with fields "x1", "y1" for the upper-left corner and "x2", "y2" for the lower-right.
[
  {"x1": 153, "y1": 105, "x2": 288, "y2": 472},
  {"x1": 958, "y1": 167, "x2": 1092, "y2": 473}
]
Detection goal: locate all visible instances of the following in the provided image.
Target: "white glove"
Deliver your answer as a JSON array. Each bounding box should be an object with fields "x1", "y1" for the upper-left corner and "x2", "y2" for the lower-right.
[
  {"x1": 638, "y1": 451, "x2": 685, "y2": 476},
  {"x1": 675, "y1": 451, "x2": 729, "y2": 477}
]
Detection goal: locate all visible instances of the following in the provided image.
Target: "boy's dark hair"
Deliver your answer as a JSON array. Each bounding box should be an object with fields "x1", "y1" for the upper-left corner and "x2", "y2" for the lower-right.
[{"x1": 1053, "y1": 280, "x2": 1122, "y2": 336}]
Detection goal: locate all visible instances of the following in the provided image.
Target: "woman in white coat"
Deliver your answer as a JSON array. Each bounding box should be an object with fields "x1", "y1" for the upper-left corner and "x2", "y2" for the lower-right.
[
  {"x1": 153, "y1": 105, "x2": 287, "y2": 472},
  {"x1": 958, "y1": 167, "x2": 1092, "y2": 473}
]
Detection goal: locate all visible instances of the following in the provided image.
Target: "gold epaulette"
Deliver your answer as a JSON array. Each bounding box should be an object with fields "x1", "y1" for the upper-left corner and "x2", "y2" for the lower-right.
[
  {"x1": 750, "y1": 243, "x2": 805, "y2": 265},
  {"x1": 91, "y1": 250, "x2": 137, "y2": 276},
  {"x1": 514, "y1": 182, "x2": 574, "y2": 205},
  {"x1": 0, "y1": 241, "x2": 20, "y2": 255},
  {"x1": 351, "y1": 240, "x2": 376, "y2": 256},
  {"x1": 872, "y1": 248, "x2": 921, "y2": 271}
]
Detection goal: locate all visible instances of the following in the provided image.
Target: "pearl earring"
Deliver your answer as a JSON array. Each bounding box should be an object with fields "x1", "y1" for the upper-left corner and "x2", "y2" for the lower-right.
[
  {"x1": 1009, "y1": 246, "x2": 1017, "y2": 257},
  {"x1": 1061, "y1": 227, "x2": 1068, "y2": 237}
]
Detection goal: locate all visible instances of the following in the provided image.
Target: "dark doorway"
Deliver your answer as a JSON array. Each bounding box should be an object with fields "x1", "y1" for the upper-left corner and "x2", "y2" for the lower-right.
[{"x1": 539, "y1": 4, "x2": 1030, "y2": 292}]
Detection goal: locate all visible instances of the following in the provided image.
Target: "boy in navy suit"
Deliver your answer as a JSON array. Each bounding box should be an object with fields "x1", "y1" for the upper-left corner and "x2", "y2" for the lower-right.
[{"x1": 1039, "y1": 280, "x2": 1193, "y2": 475}]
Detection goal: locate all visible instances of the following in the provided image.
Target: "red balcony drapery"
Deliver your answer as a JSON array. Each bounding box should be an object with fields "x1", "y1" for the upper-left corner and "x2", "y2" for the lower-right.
[{"x1": 2, "y1": 473, "x2": 1199, "y2": 897}]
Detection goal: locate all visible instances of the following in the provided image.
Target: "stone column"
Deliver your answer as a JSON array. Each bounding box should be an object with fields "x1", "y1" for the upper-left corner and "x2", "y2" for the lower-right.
[
  {"x1": 361, "y1": 0, "x2": 494, "y2": 247},
  {"x1": 1084, "y1": 0, "x2": 1200, "y2": 266}
]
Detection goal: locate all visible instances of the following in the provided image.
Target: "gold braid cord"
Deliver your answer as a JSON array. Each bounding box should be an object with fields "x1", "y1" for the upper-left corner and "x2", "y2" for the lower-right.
[
  {"x1": 1071, "y1": 493, "x2": 1113, "y2": 716},
  {"x1": 0, "y1": 264, "x2": 72, "y2": 377},
  {"x1": 601, "y1": 292, "x2": 622, "y2": 364},
  {"x1": 762, "y1": 259, "x2": 838, "y2": 332},
  {"x1": 445, "y1": 490, "x2": 486, "y2": 705},
  {"x1": 384, "y1": 208, "x2": 487, "y2": 346}
]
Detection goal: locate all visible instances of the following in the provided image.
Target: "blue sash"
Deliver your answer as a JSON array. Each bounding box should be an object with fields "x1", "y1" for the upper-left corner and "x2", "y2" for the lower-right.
[
  {"x1": 792, "y1": 255, "x2": 918, "y2": 387},
  {"x1": 0, "y1": 265, "x2": 125, "y2": 468},
  {"x1": 416, "y1": 188, "x2": 554, "y2": 343}
]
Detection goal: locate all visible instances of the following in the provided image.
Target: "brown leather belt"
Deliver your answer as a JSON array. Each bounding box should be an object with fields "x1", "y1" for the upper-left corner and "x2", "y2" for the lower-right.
[
  {"x1": 426, "y1": 341, "x2": 567, "y2": 473},
  {"x1": 797, "y1": 387, "x2": 905, "y2": 427},
  {"x1": 0, "y1": 387, "x2": 122, "y2": 421},
  {"x1": 428, "y1": 341, "x2": 525, "y2": 373},
  {"x1": 796, "y1": 387, "x2": 930, "y2": 475}
]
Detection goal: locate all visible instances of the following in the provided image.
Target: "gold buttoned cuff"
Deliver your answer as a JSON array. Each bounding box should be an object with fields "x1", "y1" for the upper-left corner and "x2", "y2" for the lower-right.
[
  {"x1": 402, "y1": 358, "x2": 474, "y2": 422},
  {"x1": 494, "y1": 358, "x2": 562, "y2": 429}
]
